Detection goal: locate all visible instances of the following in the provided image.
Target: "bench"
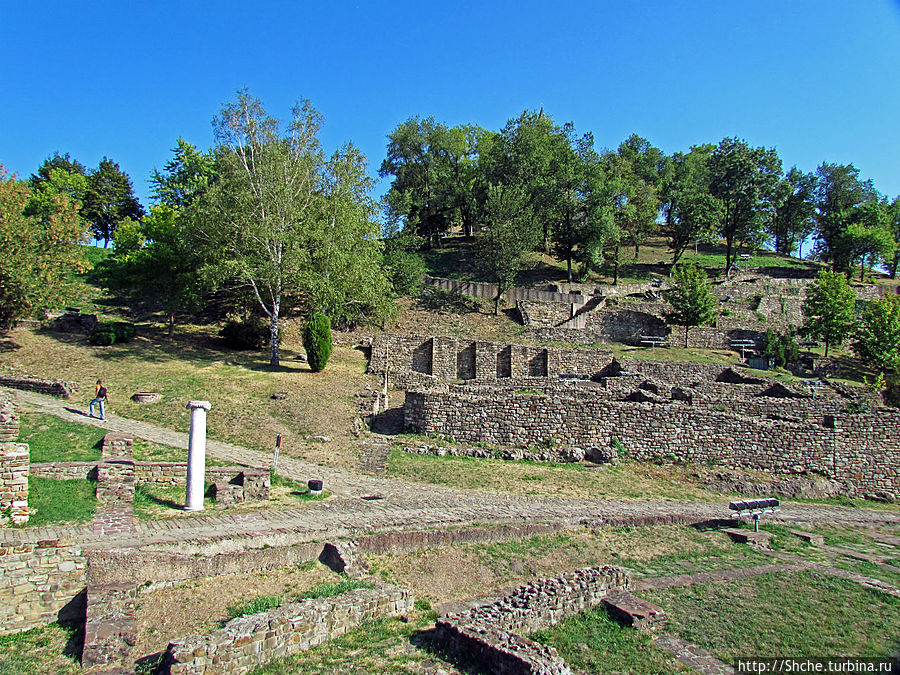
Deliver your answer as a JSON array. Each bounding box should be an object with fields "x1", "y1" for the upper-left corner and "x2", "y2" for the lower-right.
[
  {"x1": 640, "y1": 335, "x2": 669, "y2": 352},
  {"x1": 729, "y1": 498, "x2": 779, "y2": 532}
]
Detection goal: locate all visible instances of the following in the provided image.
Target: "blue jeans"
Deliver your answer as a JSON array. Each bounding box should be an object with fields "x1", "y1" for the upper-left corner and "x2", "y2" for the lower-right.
[{"x1": 89, "y1": 398, "x2": 105, "y2": 420}]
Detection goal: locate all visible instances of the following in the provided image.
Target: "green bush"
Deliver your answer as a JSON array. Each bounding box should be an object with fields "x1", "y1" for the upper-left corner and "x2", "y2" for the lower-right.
[
  {"x1": 109, "y1": 321, "x2": 136, "y2": 342},
  {"x1": 89, "y1": 329, "x2": 116, "y2": 346},
  {"x1": 302, "y1": 312, "x2": 332, "y2": 372},
  {"x1": 221, "y1": 319, "x2": 269, "y2": 350},
  {"x1": 89, "y1": 321, "x2": 136, "y2": 345}
]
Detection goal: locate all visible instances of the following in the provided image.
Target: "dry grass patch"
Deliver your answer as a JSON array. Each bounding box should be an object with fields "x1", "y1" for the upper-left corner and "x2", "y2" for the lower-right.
[
  {"x1": 387, "y1": 449, "x2": 729, "y2": 501},
  {"x1": 132, "y1": 562, "x2": 341, "y2": 660},
  {"x1": 366, "y1": 525, "x2": 761, "y2": 606},
  {"x1": 2, "y1": 327, "x2": 374, "y2": 470}
]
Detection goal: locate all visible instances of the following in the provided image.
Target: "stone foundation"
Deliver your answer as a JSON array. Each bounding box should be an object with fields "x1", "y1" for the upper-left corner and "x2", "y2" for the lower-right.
[
  {"x1": 436, "y1": 566, "x2": 628, "y2": 675},
  {"x1": 0, "y1": 538, "x2": 87, "y2": 635},
  {"x1": 1, "y1": 442, "x2": 29, "y2": 525},
  {"x1": 159, "y1": 582, "x2": 411, "y2": 674},
  {"x1": 0, "y1": 376, "x2": 78, "y2": 398}
]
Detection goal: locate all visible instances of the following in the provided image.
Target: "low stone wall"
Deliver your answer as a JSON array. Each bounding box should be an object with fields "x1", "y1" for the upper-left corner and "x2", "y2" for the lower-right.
[
  {"x1": 0, "y1": 376, "x2": 78, "y2": 398},
  {"x1": 159, "y1": 582, "x2": 412, "y2": 675},
  {"x1": 81, "y1": 582, "x2": 136, "y2": 671},
  {"x1": 1, "y1": 443, "x2": 29, "y2": 525},
  {"x1": 0, "y1": 393, "x2": 18, "y2": 442},
  {"x1": 0, "y1": 538, "x2": 87, "y2": 635},
  {"x1": 436, "y1": 566, "x2": 628, "y2": 675},
  {"x1": 29, "y1": 462, "x2": 98, "y2": 480},
  {"x1": 405, "y1": 387, "x2": 900, "y2": 497},
  {"x1": 425, "y1": 276, "x2": 588, "y2": 304}
]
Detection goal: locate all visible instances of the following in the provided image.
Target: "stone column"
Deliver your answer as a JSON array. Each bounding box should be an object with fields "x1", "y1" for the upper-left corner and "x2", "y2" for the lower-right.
[{"x1": 185, "y1": 400, "x2": 211, "y2": 511}]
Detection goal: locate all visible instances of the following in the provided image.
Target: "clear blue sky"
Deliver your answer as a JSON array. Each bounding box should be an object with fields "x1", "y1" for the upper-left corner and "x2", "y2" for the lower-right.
[{"x1": 2, "y1": 1, "x2": 899, "y2": 208}]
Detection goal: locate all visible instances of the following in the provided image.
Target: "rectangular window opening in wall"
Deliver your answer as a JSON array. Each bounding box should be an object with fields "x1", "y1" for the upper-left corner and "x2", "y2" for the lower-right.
[
  {"x1": 412, "y1": 339, "x2": 434, "y2": 375},
  {"x1": 528, "y1": 349, "x2": 549, "y2": 377},
  {"x1": 457, "y1": 342, "x2": 476, "y2": 380},
  {"x1": 497, "y1": 346, "x2": 512, "y2": 378}
]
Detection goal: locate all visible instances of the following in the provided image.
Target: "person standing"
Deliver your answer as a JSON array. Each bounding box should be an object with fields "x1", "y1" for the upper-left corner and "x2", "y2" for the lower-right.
[{"x1": 89, "y1": 379, "x2": 109, "y2": 420}]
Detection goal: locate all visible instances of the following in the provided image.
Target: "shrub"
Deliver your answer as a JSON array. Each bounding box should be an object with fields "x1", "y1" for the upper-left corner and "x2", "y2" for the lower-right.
[
  {"x1": 109, "y1": 321, "x2": 136, "y2": 343},
  {"x1": 221, "y1": 319, "x2": 269, "y2": 350},
  {"x1": 89, "y1": 328, "x2": 116, "y2": 346},
  {"x1": 89, "y1": 321, "x2": 136, "y2": 345},
  {"x1": 302, "y1": 312, "x2": 333, "y2": 372}
]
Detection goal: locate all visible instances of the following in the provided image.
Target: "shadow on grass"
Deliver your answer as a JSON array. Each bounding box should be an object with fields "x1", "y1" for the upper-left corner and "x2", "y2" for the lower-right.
[{"x1": 135, "y1": 488, "x2": 182, "y2": 510}]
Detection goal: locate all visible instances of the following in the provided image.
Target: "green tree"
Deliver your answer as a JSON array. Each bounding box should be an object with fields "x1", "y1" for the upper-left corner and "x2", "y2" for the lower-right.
[
  {"x1": 475, "y1": 184, "x2": 539, "y2": 314},
  {"x1": 150, "y1": 138, "x2": 216, "y2": 208},
  {"x1": 612, "y1": 134, "x2": 664, "y2": 259},
  {"x1": 889, "y1": 196, "x2": 900, "y2": 278},
  {"x1": 82, "y1": 157, "x2": 144, "y2": 247},
  {"x1": 664, "y1": 262, "x2": 719, "y2": 347},
  {"x1": 770, "y1": 167, "x2": 817, "y2": 256},
  {"x1": 601, "y1": 153, "x2": 657, "y2": 284},
  {"x1": 0, "y1": 167, "x2": 87, "y2": 331},
  {"x1": 198, "y1": 90, "x2": 389, "y2": 367},
  {"x1": 660, "y1": 144, "x2": 721, "y2": 267},
  {"x1": 99, "y1": 205, "x2": 201, "y2": 337},
  {"x1": 302, "y1": 312, "x2": 333, "y2": 372},
  {"x1": 802, "y1": 270, "x2": 856, "y2": 357},
  {"x1": 382, "y1": 231, "x2": 426, "y2": 297},
  {"x1": 708, "y1": 138, "x2": 783, "y2": 275},
  {"x1": 813, "y1": 162, "x2": 880, "y2": 274},
  {"x1": 853, "y1": 295, "x2": 900, "y2": 373}
]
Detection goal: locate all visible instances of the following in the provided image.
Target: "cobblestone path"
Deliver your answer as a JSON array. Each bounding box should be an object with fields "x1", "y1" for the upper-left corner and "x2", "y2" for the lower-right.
[{"x1": 9, "y1": 390, "x2": 900, "y2": 554}]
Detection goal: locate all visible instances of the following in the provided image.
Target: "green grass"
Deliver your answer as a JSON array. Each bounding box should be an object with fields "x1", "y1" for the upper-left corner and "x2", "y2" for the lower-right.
[
  {"x1": 226, "y1": 594, "x2": 286, "y2": 620},
  {"x1": 250, "y1": 614, "x2": 453, "y2": 675},
  {"x1": 0, "y1": 622, "x2": 81, "y2": 675},
  {"x1": 301, "y1": 579, "x2": 374, "y2": 599},
  {"x1": 532, "y1": 606, "x2": 687, "y2": 674},
  {"x1": 132, "y1": 483, "x2": 213, "y2": 520},
  {"x1": 387, "y1": 448, "x2": 725, "y2": 501},
  {"x1": 27, "y1": 477, "x2": 96, "y2": 527},
  {"x1": 641, "y1": 571, "x2": 900, "y2": 662},
  {"x1": 225, "y1": 580, "x2": 375, "y2": 621},
  {"x1": 19, "y1": 412, "x2": 104, "y2": 463},
  {"x1": 269, "y1": 471, "x2": 332, "y2": 502},
  {"x1": 18, "y1": 411, "x2": 193, "y2": 464}
]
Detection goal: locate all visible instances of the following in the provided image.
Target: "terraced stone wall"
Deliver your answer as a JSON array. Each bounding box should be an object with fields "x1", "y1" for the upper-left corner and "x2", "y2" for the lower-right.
[
  {"x1": 0, "y1": 393, "x2": 18, "y2": 442},
  {"x1": 405, "y1": 388, "x2": 900, "y2": 497},
  {"x1": 159, "y1": 582, "x2": 411, "y2": 675},
  {"x1": 0, "y1": 443, "x2": 29, "y2": 525}
]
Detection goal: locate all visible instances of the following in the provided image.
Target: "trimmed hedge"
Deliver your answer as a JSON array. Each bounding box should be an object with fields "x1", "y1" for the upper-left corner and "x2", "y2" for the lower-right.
[{"x1": 302, "y1": 312, "x2": 332, "y2": 372}]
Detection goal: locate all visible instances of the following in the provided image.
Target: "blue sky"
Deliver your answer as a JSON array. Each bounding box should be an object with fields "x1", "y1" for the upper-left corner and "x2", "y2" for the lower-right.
[{"x1": 2, "y1": 1, "x2": 899, "y2": 207}]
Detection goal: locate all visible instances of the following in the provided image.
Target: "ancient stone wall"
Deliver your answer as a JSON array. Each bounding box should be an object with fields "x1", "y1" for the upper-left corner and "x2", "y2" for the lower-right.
[
  {"x1": 436, "y1": 566, "x2": 628, "y2": 675},
  {"x1": 159, "y1": 582, "x2": 412, "y2": 675},
  {"x1": 0, "y1": 538, "x2": 87, "y2": 635},
  {"x1": 29, "y1": 462, "x2": 99, "y2": 480},
  {"x1": 405, "y1": 388, "x2": 900, "y2": 496},
  {"x1": 0, "y1": 393, "x2": 19, "y2": 442},
  {"x1": 370, "y1": 335, "x2": 617, "y2": 387},
  {"x1": 0, "y1": 443, "x2": 29, "y2": 525},
  {"x1": 0, "y1": 376, "x2": 78, "y2": 398},
  {"x1": 425, "y1": 275, "x2": 588, "y2": 304}
]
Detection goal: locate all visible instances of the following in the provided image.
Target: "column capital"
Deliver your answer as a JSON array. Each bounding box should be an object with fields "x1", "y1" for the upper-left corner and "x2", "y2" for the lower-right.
[{"x1": 186, "y1": 400, "x2": 211, "y2": 411}]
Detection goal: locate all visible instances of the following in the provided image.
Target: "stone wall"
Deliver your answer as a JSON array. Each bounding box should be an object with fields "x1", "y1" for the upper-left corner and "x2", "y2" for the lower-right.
[
  {"x1": 0, "y1": 538, "x2": 87, "y2": 635},
  {"x1": 370, "y1": 334, "x2": 617, "y2": 387},
  {"x1": 159, "y1": 582, "x2": 412, "y2": 675},
  {"x1": 0, "y1": 443, "x2": 29, "y2": 525},
  {"x1": 0, "y1": 393, "x2": 18, "y2": 442},
  {"x1": 0, "y1": 376, "x2": 78, "y2": 398},
  {"x1": 436, "y1": 566, "x2": 628, "y2": 675},
  {"x1": 405, "y1": 388, "x2": 900, "y2": 496},
  {"x1": 425, "y1": 275, "x2": 588, "y2": 304}
]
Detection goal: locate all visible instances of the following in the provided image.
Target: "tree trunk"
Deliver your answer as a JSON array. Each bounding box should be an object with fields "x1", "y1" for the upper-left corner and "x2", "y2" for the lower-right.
[
  {"x1": 269, "y1": 312, "x2": 280, "y2": 368},
  {"x1": 824, "y1": 339, "x2": 829, "y2": 359},
  {"x1": 566, "y1": 257, "x2": 572, "y2": 283},
  {"x1": 684, "y1": 326, "x2": 689, "y2": 348},
  {"x1": 724, "y1": 237, "x2": 733, "y2": 277},
  {"x1": 634, "y1": 242, "x2": 640, "y2": 259},
  {"x1": 493, "y1": 293, "x2": 501, "y2": 316},
  {"x1": 613, "y1": 246, "x2": 620, "y2": 286},
  {"x1": 167, "y1": 311, "x2": 175, "y2": 339}
]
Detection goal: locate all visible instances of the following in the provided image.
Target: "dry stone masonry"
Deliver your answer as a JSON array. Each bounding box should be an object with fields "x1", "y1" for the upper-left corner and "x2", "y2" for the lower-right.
[
  {"x1": 436, "y1": 566, "x2": 629, "y2": 675},
  {"x1": 0, "y1": 376, "x2": 78, "y2": 398},
  {"x1": 159, "y1": 581, "x2": 411, "y2": 675}
]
